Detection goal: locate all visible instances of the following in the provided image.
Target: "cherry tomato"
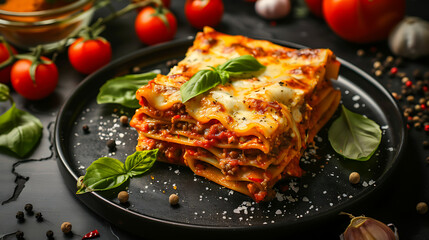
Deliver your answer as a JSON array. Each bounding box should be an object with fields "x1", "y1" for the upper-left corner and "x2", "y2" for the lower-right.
[
  {"x1": 304, "y1": 0, "x2": 323, "y2": 18},
  {"x1": 323, "y1": 0, "x2": 405, "y2": 43},
  {"x1": 135, "y1": 6, "x2": 177, "y2": 46},
  {"x1": 11, "y1": 57, "x2": 58, "y2": 100},
  {"x1": 68, "y1": 37, "x2": 112, "y2": 74},
  {"x1": 185, "y1": 0, "x2": 224, "y2": 29},
  {"x1": 0, "y1": 42, "x2": 17, "y2": 84}
]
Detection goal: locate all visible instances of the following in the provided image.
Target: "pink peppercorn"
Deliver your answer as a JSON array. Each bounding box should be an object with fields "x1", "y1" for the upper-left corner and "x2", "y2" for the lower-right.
[
  {"x1": 390, "y1": 67, "x2": 398, "y2": 74},
  {"x1": 406, "y1": 80, "x2": 413, "y2": 88},
  {"x1": 425, "y1": 125, "x2": 429, "y2": 132}
]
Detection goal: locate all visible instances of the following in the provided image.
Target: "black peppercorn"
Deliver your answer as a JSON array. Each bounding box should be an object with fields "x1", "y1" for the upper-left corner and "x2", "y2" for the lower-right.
[
  {"x1": 35, "y1": 212, "x2": 43, "y2": 221},
  {"x1": 15, "y1": 230, "x2": 24, "y2": 240},
  {"x1": 16, "y1": 211, "x2": 24, "y2": 221},
  {"x1": 24, "y1": 203, "x2": 33, "y2": 214},
  {"x1": 46, "y1": 230, "x2": 54, "y2": 239},
  {"x1": 82, "y1": 124, "x2": 89, "y2": 134},
  {"x1": 423, "y1": 141, "x2": 429, "y2": 149},
  {"x1": 413, "y1": 69, "x2": 422, "y2": 79},
  {"x1": 107, "y1": 139, "x2": 116, "y2": 151}
]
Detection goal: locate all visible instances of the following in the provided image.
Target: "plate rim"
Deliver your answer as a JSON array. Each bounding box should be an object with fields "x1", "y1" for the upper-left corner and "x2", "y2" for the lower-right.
[{"x1": 54, "y1": 36, "x2": 407, "y2": 237}]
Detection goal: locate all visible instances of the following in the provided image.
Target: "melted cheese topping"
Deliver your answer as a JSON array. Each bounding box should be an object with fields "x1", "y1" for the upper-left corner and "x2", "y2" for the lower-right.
[{"x1": 137, "y1": 27, "x2": 338, "y2": 143}]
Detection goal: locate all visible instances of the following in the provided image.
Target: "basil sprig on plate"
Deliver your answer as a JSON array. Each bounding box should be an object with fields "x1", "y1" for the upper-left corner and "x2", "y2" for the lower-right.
[
  {"x1": 0, "y1": 83, "x2": 42, "y2": 157},
  {"x1": 76, "y1": 149, "x2": 158, "y2": 194},
  {"x1": 180, "y1": 55, "x2": 266, "y2": 102},
  {"x1": 328, "y1": 105, "x2": 382, "y2": 161},
  {"x1": 97, "y1": 72, "x2": 158, "y2": 108}
]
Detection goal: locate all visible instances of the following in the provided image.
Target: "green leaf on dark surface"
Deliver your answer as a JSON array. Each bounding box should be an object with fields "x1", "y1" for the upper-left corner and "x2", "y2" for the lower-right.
[
  {"x1": 76, "y1": 150, "x2": 158, "y2": 194},
  {"x1": 76, "y1": 157, "x2": 128, "y2": 194},
  {"x1": 124, "y1": 149, "x2": 158, "y2": 177},
  {"x1": 0, "y1": 103, "x2": 43, "y2": 157},
  {"x1": 328, "y1": 105, "x2": 382, "y2": 161},
  {"x1": 180, "y1": 69, "x2": 221, "y2": 103},
  {"x1": 97, "y1": 72, "x2": 158, "y2": 108}
]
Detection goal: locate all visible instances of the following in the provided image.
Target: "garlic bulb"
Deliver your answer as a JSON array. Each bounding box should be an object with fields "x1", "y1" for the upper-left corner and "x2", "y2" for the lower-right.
[
  {"x1": 255, "y1": 0, "x2": 291, "y2": 20},
  {"x1": 340, "y1": 213, "x2": 399, "y2": 240},
  {"x1": 388, "y1": 17, "x2": 429, "y2": 59}
]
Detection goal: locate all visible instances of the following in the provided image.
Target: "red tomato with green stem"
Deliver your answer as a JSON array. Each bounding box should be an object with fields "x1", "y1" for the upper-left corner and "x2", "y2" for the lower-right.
[
  {"x1": 68, "y1": 37, "x2": 112, "y2": 74},
  {"x1": 0, "y1": 41, "x2": 17, "y2": 84},
  {"x1": 11, "y1": 57, "x2": 58, "y2": 100},
  {"x1": 134, "y1": 6, "x2": 177, "y2": 46},
  {"x1": 185, "y1": 0, "x2": 224, "y2": 29},
  {"x1": 323, "y1": 0, "x2": 405, "y2": 43}
]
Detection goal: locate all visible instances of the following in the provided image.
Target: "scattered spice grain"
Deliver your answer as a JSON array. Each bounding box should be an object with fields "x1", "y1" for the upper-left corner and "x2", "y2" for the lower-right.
[
  {"x1": 120, "y1": 115, "x2": 128, "y2": 126},
  {"x1": 349, "y1": 172, "x2": 360, "y2": 184},
  {"x1": 82, "y1": 124, "x2": 90, "y2": 134},
  {"x1": 118, "y1": 191, "x2": 129, "y2": 203},
  {"x1": 416, "y1": 202, "x2": 428, "y2": 215},
  {"x1": 106, "y1": 139, "x2": 116, "y2": 151},
  {"x1": 169, "y1": 193, "x2": 179, "y2": 206},
  {"x1": 16, "y1": 211, "x2": 24, "y2": 221},
  {"x1": 46, "y1": 230, "x2": 54, "y2": 239},
  {"x1": 35, "y1": 212, "x2": 43, "y2": 221},
  {"x1": 61, "y1": 222, "x2": 72, "y2": 234},
  {"x1": 15, "y1": 231, "x2": 24, "y2": 240},
  {"x1": 24, "y1": 203, "x2": 33, "y2": 213}
]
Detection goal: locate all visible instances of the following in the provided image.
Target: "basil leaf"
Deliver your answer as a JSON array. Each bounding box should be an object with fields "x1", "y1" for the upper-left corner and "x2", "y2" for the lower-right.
[
  {"x1": 76, "y1": 157, "x2": 128, "y2": 194},
  {"x1": 218, "y1": 55, "x2": 266, "y2": 76},
  {"x1": 124, "y1": 149, "x2": 158, "y2": 177},
  {"x1": 76, "y1": 150, "x2": 158, "y2": 194},
  {"x1": 0, "y1": 83, "x2": 10, "y2": 102},
  {"x1": 328, "y1": 105, "x2": 382, "y2": 161},
  {"x1": 97, "y1": 72, "x2": 158, "y2": 108},
  {"x1": 180, "y1": 69, "x2": 221, "y2": 103},
  {"x1": 0, "y1": 103, "x2": 43, "y2": 157}
]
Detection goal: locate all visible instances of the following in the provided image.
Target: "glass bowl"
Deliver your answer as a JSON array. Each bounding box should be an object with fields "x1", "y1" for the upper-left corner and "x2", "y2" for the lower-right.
[{"x1": 0, "y1": 0, "x2": 96, "y2": 49}]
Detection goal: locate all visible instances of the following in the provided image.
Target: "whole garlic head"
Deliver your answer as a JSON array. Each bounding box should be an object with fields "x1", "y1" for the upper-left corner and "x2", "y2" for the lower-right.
[
  {"x1": 388, "y1": 17, "x2": 429, "y2": 59},
  {"x1": 255, "y1": 0, "x2": 291, "y2": 20}
]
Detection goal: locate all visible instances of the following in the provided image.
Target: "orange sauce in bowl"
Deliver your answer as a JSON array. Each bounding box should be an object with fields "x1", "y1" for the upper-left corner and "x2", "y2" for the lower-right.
[
  {"x1": 0, "y1": 0, "x2": 71, "y2": 12},
  {"x1": 0, "y1": 0, "x2": 94, "y2": 48}
]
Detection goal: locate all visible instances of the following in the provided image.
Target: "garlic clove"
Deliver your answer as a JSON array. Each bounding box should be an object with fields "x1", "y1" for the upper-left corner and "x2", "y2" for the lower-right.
[{"x1": 340, "y1": 213, "x2": 399, "y2": 240}]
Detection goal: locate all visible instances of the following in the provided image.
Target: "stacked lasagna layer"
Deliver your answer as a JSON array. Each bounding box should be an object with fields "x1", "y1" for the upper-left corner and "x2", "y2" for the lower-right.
[{"x1": 130, "y1": 27, "x2": 341, "y2": 202}]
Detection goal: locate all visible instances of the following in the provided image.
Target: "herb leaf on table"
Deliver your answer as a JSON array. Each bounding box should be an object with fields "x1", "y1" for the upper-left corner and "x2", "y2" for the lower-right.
[
  {"x1": 328, "y1": 105, "x2": 382, "y2": 161},
  {"x1": 0, "y1": 83, "x2": 43, "y2": 157},
  {"x1": 77, "y1": 150, "x2": 158, "y2": 194},
  {"x1": 97, "y1": 72, "x2": 158, "y2": 108}
]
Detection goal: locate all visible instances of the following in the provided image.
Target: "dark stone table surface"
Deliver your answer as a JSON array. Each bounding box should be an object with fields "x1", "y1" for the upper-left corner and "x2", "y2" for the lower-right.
[{"x1": 1, "y1": 0, "x2": 429, "y2": 239}]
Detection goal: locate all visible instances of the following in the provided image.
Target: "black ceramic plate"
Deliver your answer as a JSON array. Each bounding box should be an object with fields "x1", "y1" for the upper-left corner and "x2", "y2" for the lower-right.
[{"x1": 55, "y1": 38, "x2": 406, "y2": 239}]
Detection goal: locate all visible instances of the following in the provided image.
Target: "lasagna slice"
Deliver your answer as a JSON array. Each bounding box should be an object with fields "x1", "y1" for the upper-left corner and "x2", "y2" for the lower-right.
[{"x1": 130, "y1": 27, "x2": 341, "y2": 202}]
